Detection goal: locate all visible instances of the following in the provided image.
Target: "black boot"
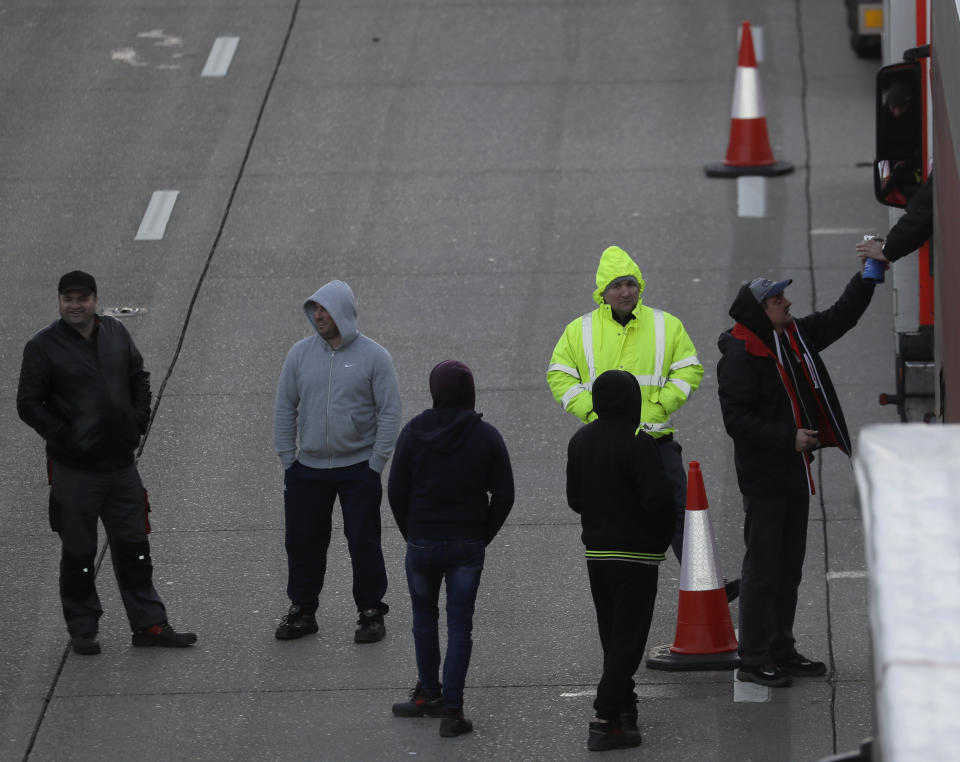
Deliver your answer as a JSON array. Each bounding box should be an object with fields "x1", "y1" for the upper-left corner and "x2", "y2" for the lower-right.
[
  {"x1": 354, "y1": 608, "x2": 386, "y2": 643},
  {"x1": 588, "y1": 719, "x2": 641, "y2": 751},
  {"x1": 392, "y1": 682, "x2": 443, "y2": 717},
  {"x1": 275, "y1": 604, "x2": 319, "y2": 640},
  {"x1": 439, "y1": 707, "x2": 473, "y2": 737}
]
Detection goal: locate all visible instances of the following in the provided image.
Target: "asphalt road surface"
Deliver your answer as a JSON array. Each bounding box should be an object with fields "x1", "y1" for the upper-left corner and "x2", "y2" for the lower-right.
[{"x1": 1, "y1": 0, "x2": 898, "y2": 759}]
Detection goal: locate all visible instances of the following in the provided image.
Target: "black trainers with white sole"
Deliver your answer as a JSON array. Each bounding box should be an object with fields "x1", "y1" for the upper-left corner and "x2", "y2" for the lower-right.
[
  {"x1": 777, "y1": 652, "x2": 827, "y2": 677},
  {"x1": 735, "y1": 662, "x2": 793, "y2": 688}
]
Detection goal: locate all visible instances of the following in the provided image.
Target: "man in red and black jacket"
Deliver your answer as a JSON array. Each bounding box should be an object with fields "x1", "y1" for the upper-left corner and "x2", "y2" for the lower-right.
[
  {"x1": 17, "y1": 271, "x2": 196, "y2": 656},
  {"x1": 717, "y1": 273, "x2": 875, "y2": 688}
]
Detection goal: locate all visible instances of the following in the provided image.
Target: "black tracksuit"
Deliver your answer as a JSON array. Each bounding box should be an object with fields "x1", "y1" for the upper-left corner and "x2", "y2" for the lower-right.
[
  {"x1": 717, "y1": 274, "x2": 874, "y2": 666},
  {"x1": 565, "y1": 369, "x2": 673, "y2": 723},
  {"x1": 17, "y1": 316, "x2": 167, "y2": 636}
]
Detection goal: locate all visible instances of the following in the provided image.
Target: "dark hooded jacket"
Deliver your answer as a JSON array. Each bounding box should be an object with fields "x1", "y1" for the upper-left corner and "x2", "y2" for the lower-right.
[
  {"x1": 17, "y1": 315, "x2": 151, "y2": 471},
  {"x1": 565, "y1": 369, "x2": 673, "y2": 558},
  {"x1": 717, "y1": 273, "x2": 874, "y2": 497},
  {"x1": 387, "y1": 362, "x2": 514, "y2": 544}
]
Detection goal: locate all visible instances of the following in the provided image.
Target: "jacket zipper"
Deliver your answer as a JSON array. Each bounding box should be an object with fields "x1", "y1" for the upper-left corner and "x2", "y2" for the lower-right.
[{"x1": 325, "y1": 349, "x2": 335, "y2": 467}]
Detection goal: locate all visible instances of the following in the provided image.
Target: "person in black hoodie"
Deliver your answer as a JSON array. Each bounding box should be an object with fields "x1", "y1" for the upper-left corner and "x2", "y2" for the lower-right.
[
  {"x1": 717, "y1": 273, "x2": 874, "y2": 688},
  {"x1": 387, "y1": 360, "x2": 514, "y2": 738},
  {"x1": 566, "y1": 369, "x2": 673, "y2": 752}
]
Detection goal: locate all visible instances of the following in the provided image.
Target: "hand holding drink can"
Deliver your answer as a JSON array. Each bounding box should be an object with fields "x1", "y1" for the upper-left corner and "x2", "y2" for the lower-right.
[{"x1": 862, "y1": 236, "x2": 886, "y2": 283}]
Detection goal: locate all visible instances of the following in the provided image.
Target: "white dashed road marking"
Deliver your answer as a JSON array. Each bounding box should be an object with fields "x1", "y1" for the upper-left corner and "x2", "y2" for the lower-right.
[
  {"x1": 135, "y1": 191, "x2": 179, "y2": 241},
  {"x1": 737, "y1": 176, "x2": 767, "y2": 217},
  {"x1": 202, "y1": 37, "x2": 240, "y2": 77}
]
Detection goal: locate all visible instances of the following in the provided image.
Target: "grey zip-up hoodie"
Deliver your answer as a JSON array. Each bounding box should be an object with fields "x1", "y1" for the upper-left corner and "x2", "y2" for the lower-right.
[{"x1": 274, "y1": 280, "x2": 401, "y2": 473}]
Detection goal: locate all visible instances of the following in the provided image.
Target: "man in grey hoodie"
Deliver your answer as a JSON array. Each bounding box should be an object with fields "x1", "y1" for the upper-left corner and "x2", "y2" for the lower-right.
[{"x1": 274, "y1": 280, "x2": 401, "y2": 643}]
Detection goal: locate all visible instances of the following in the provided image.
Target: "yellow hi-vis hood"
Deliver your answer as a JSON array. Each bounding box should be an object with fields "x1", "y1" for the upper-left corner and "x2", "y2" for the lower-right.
[{"x1": 592, "y1": 246, "x2": 647, "y2": 307}]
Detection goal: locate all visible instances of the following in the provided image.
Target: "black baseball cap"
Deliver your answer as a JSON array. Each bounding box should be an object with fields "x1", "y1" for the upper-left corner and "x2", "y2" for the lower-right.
[{"x1": 57, "y1": 271, "x2": 97, "y2": 296}]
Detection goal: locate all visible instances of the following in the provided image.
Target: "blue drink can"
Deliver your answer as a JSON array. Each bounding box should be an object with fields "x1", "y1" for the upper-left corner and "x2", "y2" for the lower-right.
[{"x1": 862, "y1": 236, "x2": 886, "y2": 283}]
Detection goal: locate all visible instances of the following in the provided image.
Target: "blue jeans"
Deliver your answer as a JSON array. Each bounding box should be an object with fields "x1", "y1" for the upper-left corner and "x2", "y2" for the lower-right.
[{"x1": 405, "y1": 538, "x2": 485, "y2": 709}]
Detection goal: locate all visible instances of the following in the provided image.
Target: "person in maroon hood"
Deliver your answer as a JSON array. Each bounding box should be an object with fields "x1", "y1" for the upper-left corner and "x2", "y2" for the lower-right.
[
  {"x1": 387, "y1": 360, "x2": 514, "y2": 738},
  {"x1": 717, "y1": 273, "x2": 875, "y2": 688}
]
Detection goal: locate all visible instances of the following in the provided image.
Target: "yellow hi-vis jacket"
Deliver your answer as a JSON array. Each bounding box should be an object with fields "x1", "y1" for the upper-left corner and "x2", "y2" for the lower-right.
[{"x1": 547, "y1": 246, "x2": 703, "y2": 435}]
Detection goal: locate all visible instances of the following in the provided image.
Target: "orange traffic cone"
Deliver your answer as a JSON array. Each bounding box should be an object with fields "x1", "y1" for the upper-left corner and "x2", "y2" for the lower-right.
[
  {"x1": 646, "y1": 461, "x2": 739, "y2": 671},
  {"x1": 704, "y1": 22, "x2": 793, "y2": 178}
]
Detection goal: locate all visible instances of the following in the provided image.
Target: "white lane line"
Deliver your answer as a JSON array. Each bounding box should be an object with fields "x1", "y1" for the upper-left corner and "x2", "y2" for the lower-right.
[
  {"x1": 737, "y1": 176, "x2": 767, "y2": 217},
  {"x1": 734, "y1": 677, "x2": 770, "y2": 702},
  {"x1": 560, "y1": 690, "x2": 596, "y2": 698},
  {"x1": 731, "y1": 627, "x2": 768, "y2": 703},
  {"x1": 827, "y1": 570, "x2": 869, "y2": 580},
  {"x1": 135, "y1": 190, "x2": 179, "y2": 241},
  {"x1": 202, "y1": 37, "x2": 239, "y2": 77}
]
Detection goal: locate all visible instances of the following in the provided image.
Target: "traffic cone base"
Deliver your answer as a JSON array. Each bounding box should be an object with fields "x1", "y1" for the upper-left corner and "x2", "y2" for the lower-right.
[
  {"x1": 647, "y1": 644, "x2": 740, "y2": 672},
  {"x1": 704, "y1": 159, "x2": 794, "y2": 178}
]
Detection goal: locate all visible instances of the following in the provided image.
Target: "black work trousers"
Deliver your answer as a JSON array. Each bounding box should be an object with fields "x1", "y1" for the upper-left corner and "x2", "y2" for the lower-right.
[
  {"x1": 587, "y1": 560, "x2": 659, "y2": 722},
  {"x1": 50, "y1": 461, "x2": 167, "y2": 637},
  {"x1": 737, "y1": 493, "x2": 810, "y2": 667}
]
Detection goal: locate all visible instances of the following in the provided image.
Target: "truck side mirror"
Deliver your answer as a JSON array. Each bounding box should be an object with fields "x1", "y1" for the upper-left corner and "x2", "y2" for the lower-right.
[{"x1": 873, "y1": 61, "x2": 923, "y2": 208}]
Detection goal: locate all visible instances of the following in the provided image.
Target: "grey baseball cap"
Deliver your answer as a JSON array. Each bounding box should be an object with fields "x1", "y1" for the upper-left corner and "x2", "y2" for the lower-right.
[{"x1": 749, "y1": 277, "x2": 792, "y2": 303}]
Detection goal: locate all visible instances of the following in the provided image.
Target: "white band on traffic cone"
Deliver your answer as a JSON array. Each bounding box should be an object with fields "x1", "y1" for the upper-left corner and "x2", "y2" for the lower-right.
[
  {"x1": 731, "y1": 66, "x2": 764, "y2": 120},
  {"x1": 678, "y1": 510, "x2": 724, "y2": 592}
]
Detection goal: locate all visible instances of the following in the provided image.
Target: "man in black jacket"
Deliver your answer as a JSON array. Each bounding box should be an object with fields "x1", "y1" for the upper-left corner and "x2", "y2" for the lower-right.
[
  {"x1": 566, "y1": 370, "x2": 673, "y2": 751},
  {"x1": 717, "y1": 273, "x2": 874, "y2": 687},
  {"x1": 17, "y1": 271, "x2": 195, "y2": 655}
]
